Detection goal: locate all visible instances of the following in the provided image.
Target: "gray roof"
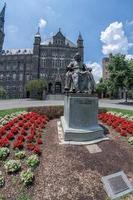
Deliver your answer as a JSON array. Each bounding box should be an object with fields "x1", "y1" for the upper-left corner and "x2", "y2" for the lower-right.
[
  {"x1": 41, "y1": 37, "x2": 77, "y2": 48},
  {"x1": 1, "y1": 48, "x2": 33, "y2": 55}
]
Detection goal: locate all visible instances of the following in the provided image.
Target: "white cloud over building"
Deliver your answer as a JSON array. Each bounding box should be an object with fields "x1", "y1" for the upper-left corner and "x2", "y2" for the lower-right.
[
  {"x1": 86, "y1": 62, "x2": 102, "y2": 83},
  {"x1": 100, "y1": 21, "x2": 132, "y2": 55},
  {"x1": 38, "y1": 18, "x2": 47, "y2": 29}
]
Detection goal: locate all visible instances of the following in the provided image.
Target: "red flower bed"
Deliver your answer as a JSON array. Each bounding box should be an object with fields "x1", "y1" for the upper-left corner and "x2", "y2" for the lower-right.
[
  {"x1": 0, "y1": 112, "x2": 48, "y2": 155},
  {"x1": 98, "y1": 113, "x2": 133, "y2": 137}
]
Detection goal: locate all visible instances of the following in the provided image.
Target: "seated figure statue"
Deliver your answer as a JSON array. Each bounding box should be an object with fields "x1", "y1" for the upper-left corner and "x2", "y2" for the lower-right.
[{"x1": 65, "y1": 53, "x2": 96, "y2": 94}]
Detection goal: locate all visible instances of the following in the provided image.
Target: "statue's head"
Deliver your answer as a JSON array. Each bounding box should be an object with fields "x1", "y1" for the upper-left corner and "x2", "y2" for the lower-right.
[{"x1": 74, "y1": 53, "x2": 81, "y2": 62}]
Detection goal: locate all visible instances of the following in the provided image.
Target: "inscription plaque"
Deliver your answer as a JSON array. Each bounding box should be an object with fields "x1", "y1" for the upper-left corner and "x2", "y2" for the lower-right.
[
  {"x1": 109, "y1": 175, "x2": 129, "y2": 194},
  {"x1": 102, "y1": 171, "x2": 133, "y2": 200}
]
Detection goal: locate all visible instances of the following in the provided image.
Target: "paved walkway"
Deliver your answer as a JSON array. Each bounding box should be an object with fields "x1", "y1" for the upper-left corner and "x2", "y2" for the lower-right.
[{"x1": 0, "y1": 98, "x2": 132, "y2": 110}]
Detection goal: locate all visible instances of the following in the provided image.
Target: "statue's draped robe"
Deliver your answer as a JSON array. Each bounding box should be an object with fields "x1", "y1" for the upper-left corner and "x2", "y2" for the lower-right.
[{"x1": 65, "y1": 61, "x2": 95, "y2": 93}]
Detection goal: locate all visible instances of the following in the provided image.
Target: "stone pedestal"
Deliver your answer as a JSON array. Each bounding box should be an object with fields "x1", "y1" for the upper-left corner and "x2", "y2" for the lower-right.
[{"x1": 61, "y1": 93, "x2": 105, "y2": 142}]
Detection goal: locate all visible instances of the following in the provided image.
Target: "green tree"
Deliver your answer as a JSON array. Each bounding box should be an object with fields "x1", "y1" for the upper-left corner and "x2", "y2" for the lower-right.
[
  {"x1": 0, "y1": 86, "x2": 6, "y2": 99},
  {"x1": 96, "y1": 79, "x2": 108, "y2": 98},
  {"x1": 26, "y1": 79, "x2": 47, "y2": 100},
  {"x1": 107, "y1": 54, "x2": 132, "y2": 100}
]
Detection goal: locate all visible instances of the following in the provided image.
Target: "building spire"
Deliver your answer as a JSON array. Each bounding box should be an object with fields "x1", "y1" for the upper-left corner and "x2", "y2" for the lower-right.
[
  {"x1": 78, "y1": 32, "x2": 83, "y2": 41},
  {"x1": 0, "y1": 3, "x2": 6, "y2": 53},
  {"x1": 35, "y1": 26, "x2": 41, "y2": 37},
  {"x1": 0, "y1": 3, "x2": 6, "y2": 20}
]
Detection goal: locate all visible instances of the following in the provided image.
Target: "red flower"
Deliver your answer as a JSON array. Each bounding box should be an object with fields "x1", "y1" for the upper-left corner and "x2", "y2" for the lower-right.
[
  {"x1": 16, "y1": 135, "x2": 25, "y2": 142},
  {"x1": 33, "y1": 145, "x2": 41, "y2": 155},
  {"x1": 0, "y1": 128, "x2": 6, "y2": 136},
  {"x1": 37, "y1": 139, "x2": 43, "y2": 145},
  {"x1": 18, "y1": 121, "x2": 24, "y2": 127},
  {"x1": 27, "y1": 143, "x2": 34, "y2": 151},
  {"x1": 0, "y1": 137, "x2": 10, "y2": 147},
  {"x1": 6, "y1": 131, "x2": 14, "y2": 140},
  {"x1": 13, "y1": 140, "x2": 23, "y2": 149},
  {"x1": 120, "y1": 130, "x2": 127, "y2": 137},
  {"x1": 21, "y1": 129, "x2": 27, "y2": 136},
  {"x1": 11, "y1": 127, "x2": 18, "y2": 134}
]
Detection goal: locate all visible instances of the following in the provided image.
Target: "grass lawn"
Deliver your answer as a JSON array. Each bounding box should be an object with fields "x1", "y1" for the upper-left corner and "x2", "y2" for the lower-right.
[
  {"x1": 106, "y1": 108, "x2": 133, "y2": 116},
  {"x1": 0, "y1": 107, "x2": 132, "y2": 118},
  {"x1": 0, "y1": 108, "x2": 26, "y2": 118}
]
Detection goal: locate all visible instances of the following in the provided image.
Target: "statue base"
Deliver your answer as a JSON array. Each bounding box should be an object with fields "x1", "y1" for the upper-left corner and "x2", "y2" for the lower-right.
[{"x1": 61, "y1": 93, "x2": 106, "y2": 142}]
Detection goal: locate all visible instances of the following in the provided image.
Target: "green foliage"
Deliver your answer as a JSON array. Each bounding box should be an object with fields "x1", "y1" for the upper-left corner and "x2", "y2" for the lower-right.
[
  {"x1": 128, "y1": 137, "x2": 133, "y2": 145},
  {"x1": 20, "y1": 168, "x2": 34, "y2": 186},
  {"x1": 15, "y1": 151, "x2": 26, "y2": 159},
  {"x1": 0, "y1": 172, "x2": 5, "y2": 187},
  {"x1": 0, "y1": 148, "x2": 10, "y2": 160},
  {"x1": 27, "y1": 155, "x2": 39, "y2": 169},
  {"x1": 0, "y1": 196, "x2": 6, "y2": 200},
  {"x1": 26, "y1": 79, "x2": 47, "y2": 99},
  {"x1": 0, "y1": 108, "x2": 26, "y2": 118},
  {"x1": 17, "y1": 194, "x2": 31, "y2": 200},
  {"x1": 106, "y1": 108, "x2": 133, "y2": 116},
  {"x1": 4, "y1": 160, "x2": 21, "y2": 173},
  {"x1": 96, "y1": 80, "x2": 108, "y2": 97},
  {"x1": 107, "y1": 54, "x2": 133, "y2": 98},
  {"x1": 0, "y1": 86, "x2": 6, "y2": 99}
]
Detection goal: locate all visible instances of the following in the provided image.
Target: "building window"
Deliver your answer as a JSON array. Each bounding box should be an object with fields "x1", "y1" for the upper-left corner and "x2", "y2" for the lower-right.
[
  {"x1": 6, "y1": 74, "x2": 10, "y2": 81},
  {"x1": 6, "y1": 64, "x2": 10, "y2": 71},
  {"x1": 12, "y1": 62, "x2": 17, "y2": 71},
  {"x1": 19, "y1": 73, "x2": 23, "y2": 81},
  {"x1": 26, "y1": 75, "x2": 30, "y2": 81},
  {"x1": 13, "y1": 73, "x2": 16, "y2": 81},
  {"x1": 19, "y1": 63, "x2": 24, "y2": 71},
  {"x1": 0, "y1": 74, "x2": 4, "y2": 80},
  {"x1": 26, "y1": 64, "x2": 31, "y2": 71}
]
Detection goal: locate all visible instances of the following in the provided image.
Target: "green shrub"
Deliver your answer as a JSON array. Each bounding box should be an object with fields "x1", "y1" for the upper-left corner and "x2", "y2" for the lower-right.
[
  {"x1": 27, "y1": 155, "x2": 39, "y2": 169},
  {"x1": 0, "y1": 196, "x2": 6, "y2": 200},
  {"x1": 98, "y1": 107, "x2": 108, "y2": 114},
  {"x1": 20, "y1": 169, "x2": 34, "y2": 186},
  {"x1": 4, "y1": 160, "x2": 21, "y2": 173},
  {"x1": 27, "y1": 106, "x2": 63, "y2": 119},
  {"x1": 128, "y1": 137, "x2": 133, "y2": 145},
  {"x1": 0, "y1": 172, "x2": 5, "y2": 188},
  {"x1": 15, "y1": 151, "x2": 26, "y2": 159},
  {"x1": 0, "y1": 147, "x2": 10, "y2": 160},
  {"x1": 26, "y1": 79, "x2": 47, "y2": 100}
]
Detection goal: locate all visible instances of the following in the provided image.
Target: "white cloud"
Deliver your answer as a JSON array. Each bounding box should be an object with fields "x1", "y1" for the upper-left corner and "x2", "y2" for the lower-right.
[
  {"x1": 125, "y1": 54, "x2": 133, "y2": 60},
  {"x1": 86, "y1": 62, "x2": 102, "y2": 83},
  {"x1": 38, "y1": 18, "x2": 47, "y2": 29},
  {"x1": 100, "y1": 21, "x2": 132, "y2": 55}
]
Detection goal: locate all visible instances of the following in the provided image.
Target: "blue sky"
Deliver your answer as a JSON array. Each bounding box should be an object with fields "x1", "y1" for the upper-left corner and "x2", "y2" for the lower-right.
[{"x1": 0, "y1": 0, "x2": 133, "y2": 80}]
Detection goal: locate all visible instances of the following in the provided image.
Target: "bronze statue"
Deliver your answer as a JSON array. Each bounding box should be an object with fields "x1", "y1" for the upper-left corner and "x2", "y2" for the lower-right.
[{"x1": 65, "y1": 53, "x2": 96, "y2": 94}]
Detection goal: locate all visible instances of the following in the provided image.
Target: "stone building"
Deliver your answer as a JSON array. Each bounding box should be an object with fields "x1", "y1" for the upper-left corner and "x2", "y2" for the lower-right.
[{"x1": 0, "y1": 5, "x2": 84, "y2": 98}]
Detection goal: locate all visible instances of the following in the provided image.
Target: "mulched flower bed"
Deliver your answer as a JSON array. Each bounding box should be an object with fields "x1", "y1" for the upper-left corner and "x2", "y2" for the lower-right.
[
  {"x1": 0, "y1": 111, "x2": 48, "y2": 200},
  {"x1": 0, "y1": 112, "x2": 48, "y2": 154},
  {"x1": 98, "y1": 112, "x2": 133, "y2": 146},
  {"x1": 1, "y1": 117, "x2": 133, "y2": 200},
  {"x1": 26, "y1": 120, "x2": 133, "y2": 200}
]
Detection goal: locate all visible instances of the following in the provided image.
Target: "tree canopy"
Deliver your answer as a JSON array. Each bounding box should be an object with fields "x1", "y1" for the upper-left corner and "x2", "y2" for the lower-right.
[
  {"x1": 107, "y1": 54, "x2": 133, "y2": 98},
  {"x1": 26, "y1": 79, "x2": 47, "y2": 99}
]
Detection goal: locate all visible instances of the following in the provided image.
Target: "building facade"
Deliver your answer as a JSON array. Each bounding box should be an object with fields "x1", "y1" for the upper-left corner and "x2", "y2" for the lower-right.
[{"x1": 0, "y1": 5, "x2": 84, "y2": 98}]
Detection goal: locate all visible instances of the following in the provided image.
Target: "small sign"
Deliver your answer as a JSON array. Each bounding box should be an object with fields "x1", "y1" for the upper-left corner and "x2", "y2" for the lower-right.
[{"x1": 102, "y1": 171, "x2": 133, "y2": 200}]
